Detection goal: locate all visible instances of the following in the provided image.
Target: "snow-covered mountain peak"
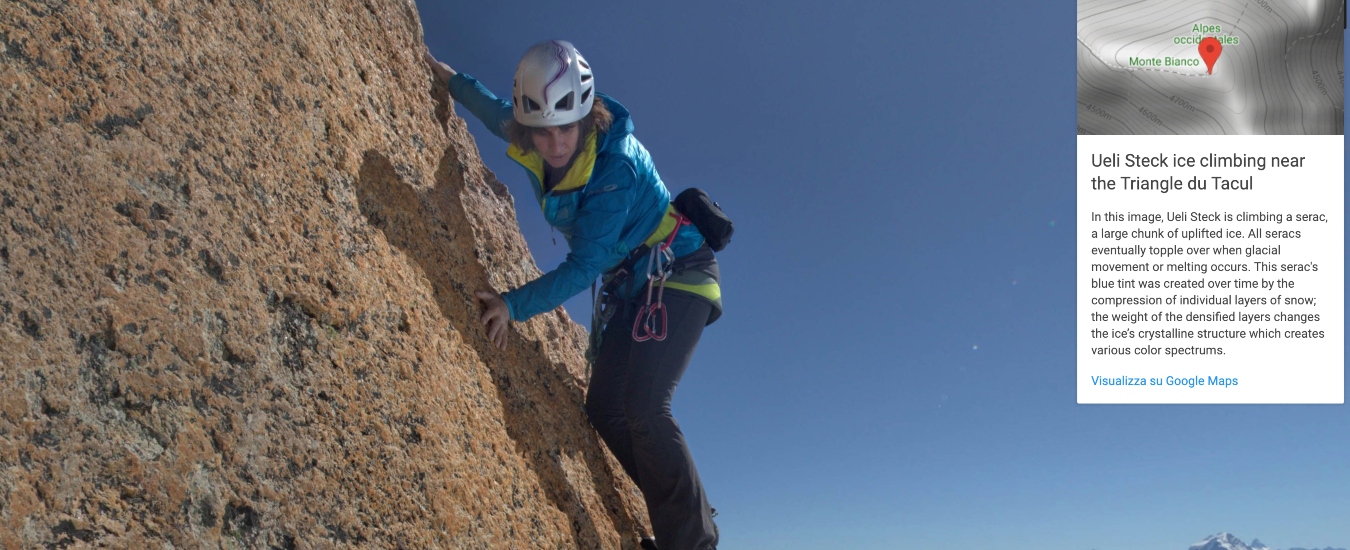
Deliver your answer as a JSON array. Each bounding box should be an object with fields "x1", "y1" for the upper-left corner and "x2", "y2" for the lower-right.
[{"x1": 1190, "y1": 533, "x2": 1256, "y2": 550}]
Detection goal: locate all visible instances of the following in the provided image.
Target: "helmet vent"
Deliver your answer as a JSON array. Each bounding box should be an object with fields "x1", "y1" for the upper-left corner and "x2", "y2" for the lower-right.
[
  {"x1": 578, "y1": 59, "x2": 590, "y2": 69},
  {"x1": 523, "y1": 96, "x2": 541, "y2": 113},
  {"x1": 554, "y1": 91, "x2": 574, "y2": 111},
  {"x1": 580, "y1": 73, "x2": 592, "y2": 83},
  {"x1": 579, "y1": 88, "x2": 591, "y2": 105}
]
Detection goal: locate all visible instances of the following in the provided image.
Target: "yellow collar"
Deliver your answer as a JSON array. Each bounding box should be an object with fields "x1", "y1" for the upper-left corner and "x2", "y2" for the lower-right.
[{"x1": 507, "y1": 130, "x2": 599, "y2": 194}]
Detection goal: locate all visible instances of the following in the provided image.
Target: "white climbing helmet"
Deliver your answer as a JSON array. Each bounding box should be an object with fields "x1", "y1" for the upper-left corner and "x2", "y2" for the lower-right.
[{"x1": 512, "y1": 40, "x2": 595, "y2": 128}]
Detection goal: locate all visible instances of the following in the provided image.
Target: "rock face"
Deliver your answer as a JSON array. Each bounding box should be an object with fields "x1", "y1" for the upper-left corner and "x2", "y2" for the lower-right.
[{"x1": 0, "y1": 0, "x2": 647, "y2": 547}]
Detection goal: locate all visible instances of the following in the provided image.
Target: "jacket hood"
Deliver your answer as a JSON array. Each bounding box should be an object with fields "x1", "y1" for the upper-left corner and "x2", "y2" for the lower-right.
[{"x1": 596, "y1": 93, "x2": 633, "y2": 151}]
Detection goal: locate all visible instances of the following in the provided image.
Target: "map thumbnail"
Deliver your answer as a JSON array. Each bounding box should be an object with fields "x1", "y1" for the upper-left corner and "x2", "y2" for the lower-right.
[{"x1": 1078, "y1": 0, "x2": 1344, "y2": 134}]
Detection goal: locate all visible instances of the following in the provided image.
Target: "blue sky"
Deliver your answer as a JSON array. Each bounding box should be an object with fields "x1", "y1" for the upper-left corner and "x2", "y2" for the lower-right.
[{"x1": 418, "y1": 2, "x2": 1349, "y2": 548}]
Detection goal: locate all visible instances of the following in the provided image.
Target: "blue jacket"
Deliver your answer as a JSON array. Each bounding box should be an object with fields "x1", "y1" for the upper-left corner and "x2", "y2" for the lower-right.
[{"x1": 449, "y1": 73, "x2": 706, "y2": 321}]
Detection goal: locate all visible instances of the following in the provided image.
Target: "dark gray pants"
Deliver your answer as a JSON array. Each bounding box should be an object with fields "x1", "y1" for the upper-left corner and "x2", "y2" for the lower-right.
[{"x1": 585, "y1": 290, "x2": 718, "y2": 550}]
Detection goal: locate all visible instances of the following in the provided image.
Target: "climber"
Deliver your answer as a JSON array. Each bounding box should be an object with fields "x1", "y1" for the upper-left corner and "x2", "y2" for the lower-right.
[{"x1": 424, "y1": 41, "x2": 721, "y2": 550}]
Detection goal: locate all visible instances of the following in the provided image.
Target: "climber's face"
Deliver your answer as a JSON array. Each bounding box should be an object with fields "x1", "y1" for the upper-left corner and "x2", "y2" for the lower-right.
[{"x1": 531, "y1": 123, "x2": 580, "y2": 169}]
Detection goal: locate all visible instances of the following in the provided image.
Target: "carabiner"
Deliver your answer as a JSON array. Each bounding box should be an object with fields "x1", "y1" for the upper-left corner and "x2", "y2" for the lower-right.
[
  {"x1": 632, "y1": 301, "x2": 668, "y2": 342},
  {"x1": 630, "y1": 217, "x2": 686, "y2": 343}
]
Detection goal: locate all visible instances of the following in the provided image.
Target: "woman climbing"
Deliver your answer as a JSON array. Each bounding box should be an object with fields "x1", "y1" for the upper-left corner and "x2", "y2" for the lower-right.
[{"x1": 425, "y1": 40, "x2": 722, "y2": 550}]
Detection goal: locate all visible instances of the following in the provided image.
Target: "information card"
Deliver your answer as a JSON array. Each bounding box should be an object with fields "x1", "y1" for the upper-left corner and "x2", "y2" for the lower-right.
[{"x1": 1077, "y1": 135, "x2": 1344, "y2": 404}]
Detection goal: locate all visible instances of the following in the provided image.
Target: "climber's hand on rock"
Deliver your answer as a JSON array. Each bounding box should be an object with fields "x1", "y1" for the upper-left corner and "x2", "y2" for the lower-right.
[
  {"x1": 423, "y1": 50, "x2": 456, "y2": 83},
  {"x1": 475, "y1": 290, "x2": 509, "y2": 350}
]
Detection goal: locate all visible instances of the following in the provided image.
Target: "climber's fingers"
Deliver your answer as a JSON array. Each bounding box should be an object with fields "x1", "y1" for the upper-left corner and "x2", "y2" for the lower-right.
[
  {"x1": 475, "y1": 290, "x2": 509, "y2": 350},
  {"x1": 423, "y1": 50, "x2": 456, "y2": 82}
]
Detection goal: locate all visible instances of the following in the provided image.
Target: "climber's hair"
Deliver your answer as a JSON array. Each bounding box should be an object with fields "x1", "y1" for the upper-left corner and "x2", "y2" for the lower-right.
[{"x1": 506, "y1": 99, "x2": 612, "y2": 153}]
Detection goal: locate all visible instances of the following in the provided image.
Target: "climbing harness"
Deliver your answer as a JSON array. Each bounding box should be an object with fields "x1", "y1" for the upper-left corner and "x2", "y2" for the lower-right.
[
  {"x1": 585, "y1": 210, "x2": 690, "y2": 378},
  {"x1": 632, "y1": 212, "x2": 689, "y2": 342}
]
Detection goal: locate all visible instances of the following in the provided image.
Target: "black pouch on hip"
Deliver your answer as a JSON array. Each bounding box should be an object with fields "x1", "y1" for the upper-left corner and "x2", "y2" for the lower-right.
[{"x1": 673, "y1": 187, "x2": 735, "y2": 252}]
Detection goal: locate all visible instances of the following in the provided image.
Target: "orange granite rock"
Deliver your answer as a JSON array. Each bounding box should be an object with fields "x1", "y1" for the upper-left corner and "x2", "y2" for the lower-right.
[{"x1": 0, "y1": 0, "x2": 648, "y2": 547}]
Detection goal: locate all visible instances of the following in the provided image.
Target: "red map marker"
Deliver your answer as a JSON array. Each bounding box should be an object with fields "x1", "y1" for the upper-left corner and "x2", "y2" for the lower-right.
[{"x1": 1199, "y1": 37, "x2": 1223, "y2": 74}]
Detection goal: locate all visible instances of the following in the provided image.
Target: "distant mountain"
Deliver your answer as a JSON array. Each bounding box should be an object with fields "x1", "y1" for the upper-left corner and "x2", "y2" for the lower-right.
[
  {"x1": 1191, "y1": 532, "x2": 1259, "y2": 550},
  {"x1": 1188, "y1": 533, "x2": 1346, "y2": 550}
]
